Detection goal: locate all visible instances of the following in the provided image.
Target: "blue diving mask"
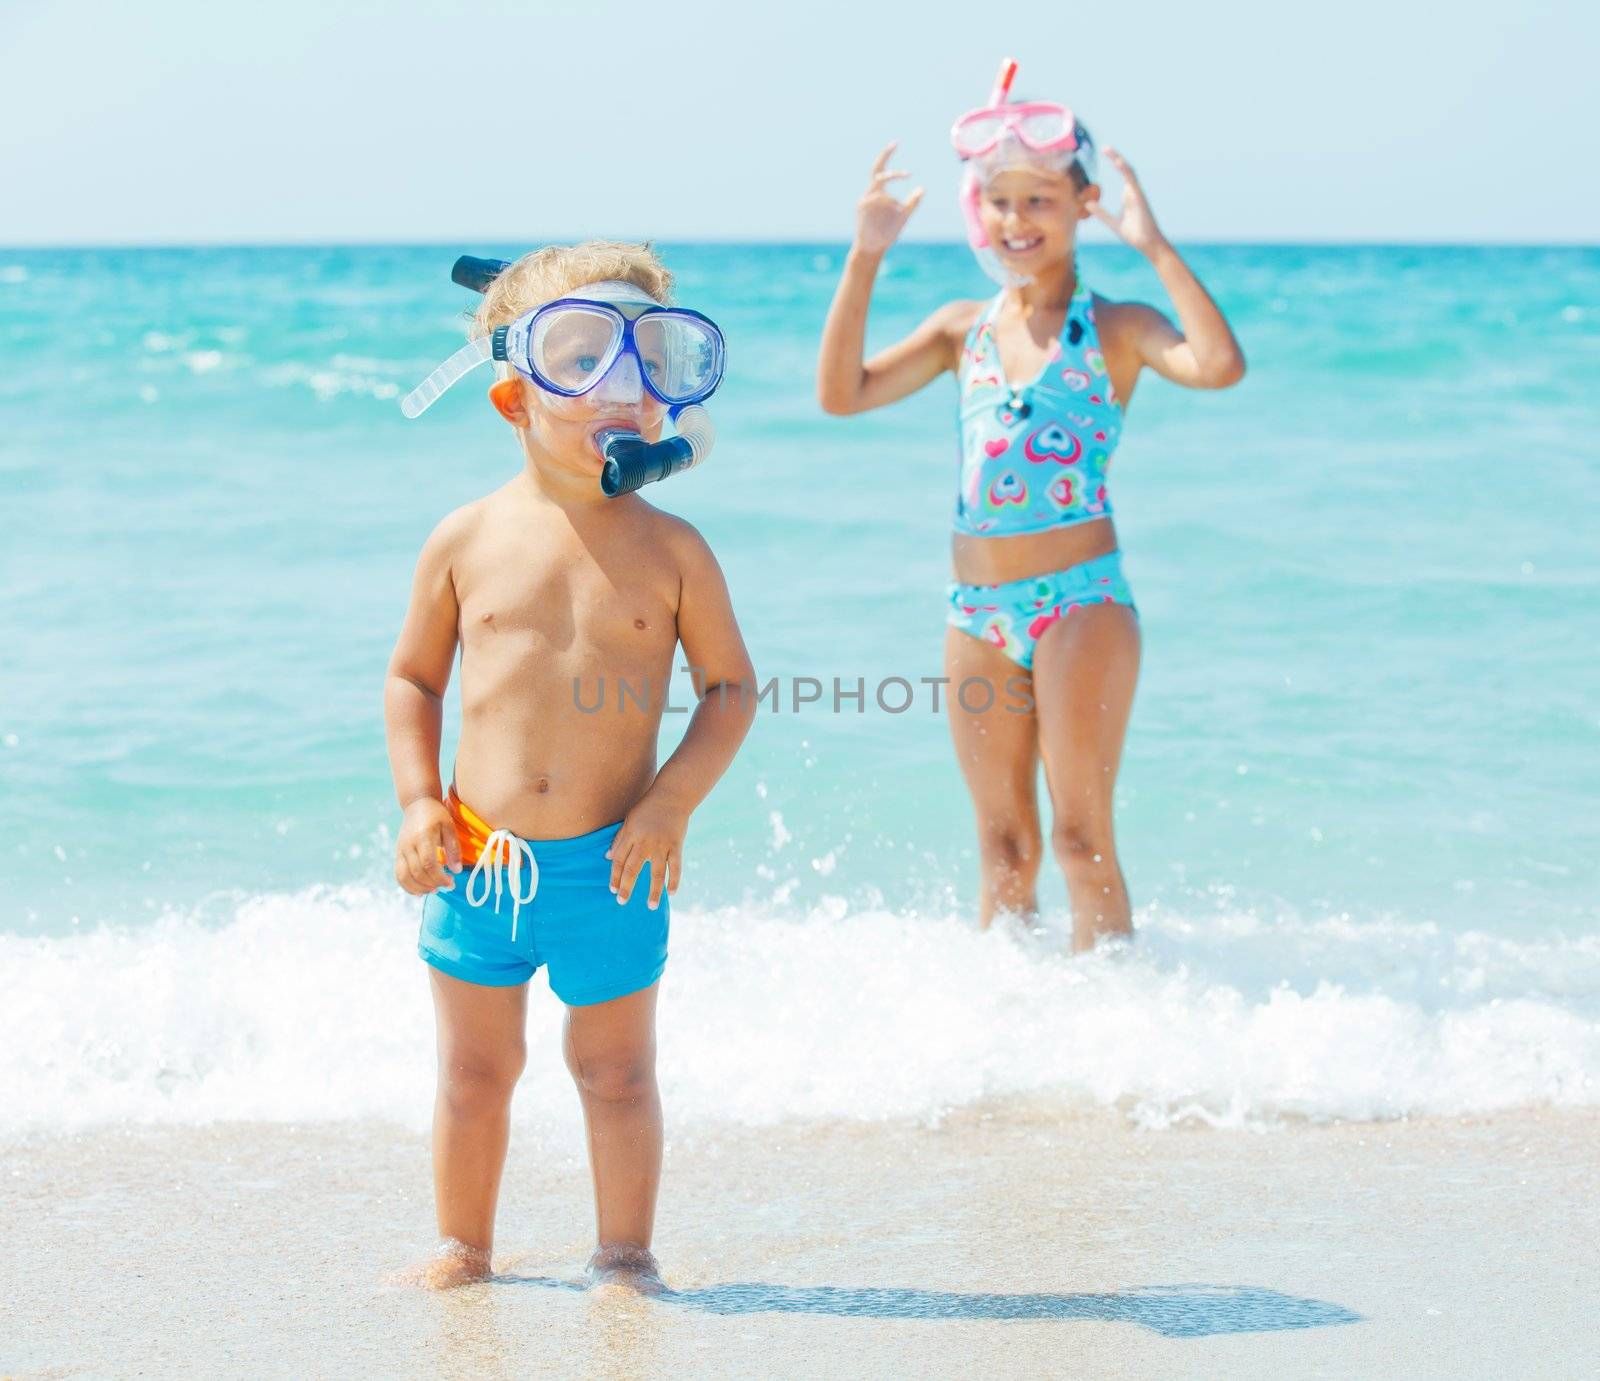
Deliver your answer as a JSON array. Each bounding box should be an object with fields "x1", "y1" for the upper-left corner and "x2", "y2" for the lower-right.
[{"x1": 401, "y1": 256, "x2": 726, "y2": 496}]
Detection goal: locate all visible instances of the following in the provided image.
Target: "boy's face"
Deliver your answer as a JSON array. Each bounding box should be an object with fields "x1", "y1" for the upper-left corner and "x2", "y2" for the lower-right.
[{"x1": 492, "y1": 372, "x2": 667, "y2": 480}]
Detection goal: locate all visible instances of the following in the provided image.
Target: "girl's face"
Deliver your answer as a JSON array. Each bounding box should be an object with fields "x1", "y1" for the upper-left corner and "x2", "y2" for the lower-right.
[{"x1": 978, "y1": 167, "x2": 1095, "y2": 275}]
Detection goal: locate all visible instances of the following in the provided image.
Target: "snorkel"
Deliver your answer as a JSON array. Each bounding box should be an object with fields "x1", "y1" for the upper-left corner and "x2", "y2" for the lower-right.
[
  {"x1": 957, "y1": 59, "x2": 1021, "y2": 287},
  {"x1": 400, "y1": 255, "x2": 723, "y2": 498},
  {"x1": 450, "y1": 254, "x2": 510, "y2": 294},
  {"x1": 592, "y1": 408, "x2": 716, "y2": 498},
  {"x1": 952, "y1": 59, "x2": 1097, "y2": 288}
]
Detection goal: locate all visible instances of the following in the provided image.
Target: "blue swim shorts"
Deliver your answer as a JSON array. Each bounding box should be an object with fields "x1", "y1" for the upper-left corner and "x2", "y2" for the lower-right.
[{"x1": 418, "y1": 798, "x2": 667, "y2": 1006}]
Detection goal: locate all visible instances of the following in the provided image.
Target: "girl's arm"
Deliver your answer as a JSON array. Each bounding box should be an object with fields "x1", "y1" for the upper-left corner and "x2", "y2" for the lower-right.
[
  {"x1": 817, "y1": 142, "x2": 973, "y2": 415},
  {"x1": 1093, "y1": 149, "x2": 1246, "y2": 390}
]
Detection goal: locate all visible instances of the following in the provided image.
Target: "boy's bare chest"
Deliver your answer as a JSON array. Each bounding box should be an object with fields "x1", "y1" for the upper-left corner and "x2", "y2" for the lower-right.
[{"x1": 457, "y1": 549, "x2": 676, "y2": 662}]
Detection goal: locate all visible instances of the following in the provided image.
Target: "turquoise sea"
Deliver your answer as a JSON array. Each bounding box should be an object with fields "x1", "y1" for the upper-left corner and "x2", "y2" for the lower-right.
[{"x1": 2, "y1": 243, "x2": 1597, "y2": 1132}]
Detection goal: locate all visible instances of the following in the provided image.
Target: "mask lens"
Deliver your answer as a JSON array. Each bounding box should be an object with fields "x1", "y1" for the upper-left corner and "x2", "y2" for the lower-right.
[
  {"x1": 633, "y1": 314, "x2": 722, "y2": 403},
  {"x1": 1016, "y1": 108, "x2": 1073, "y2": 149},
  {"x1": 530, "y1": 305, "x2": 621, "y2": 393},
  {"x1": 954, "y1": 112, "x2": 1006, "y2": 155}
]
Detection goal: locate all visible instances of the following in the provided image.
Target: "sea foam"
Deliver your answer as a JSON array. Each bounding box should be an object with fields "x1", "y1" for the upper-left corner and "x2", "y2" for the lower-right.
[{"x1": 5, "y1": 884, "x2": 1595, "y2": 1136}]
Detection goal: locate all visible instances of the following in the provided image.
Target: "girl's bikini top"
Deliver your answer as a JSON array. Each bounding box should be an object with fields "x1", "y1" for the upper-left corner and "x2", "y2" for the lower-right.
[{"x1": 953, "y1": 279, "x2": 1123, "y2": 537}]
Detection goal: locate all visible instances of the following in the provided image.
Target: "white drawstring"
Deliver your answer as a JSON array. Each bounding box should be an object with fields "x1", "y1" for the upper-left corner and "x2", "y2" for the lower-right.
[{"x1": 464, "y1": 829, "x2": 539, "y2": 942}]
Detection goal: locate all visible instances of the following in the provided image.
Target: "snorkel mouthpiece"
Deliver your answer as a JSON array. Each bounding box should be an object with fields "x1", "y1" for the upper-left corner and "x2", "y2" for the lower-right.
[{"x1": 597, "y1": 404, "x2": 716, "y2": 497}]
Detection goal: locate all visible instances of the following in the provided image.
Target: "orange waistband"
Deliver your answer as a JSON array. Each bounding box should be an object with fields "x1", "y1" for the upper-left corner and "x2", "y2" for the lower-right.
[{"x1": 444, "y1": 786, "x2": 496, "y2": 869}]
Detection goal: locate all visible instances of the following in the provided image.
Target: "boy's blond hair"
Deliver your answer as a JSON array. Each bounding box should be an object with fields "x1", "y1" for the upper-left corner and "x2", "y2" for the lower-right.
[{"x1": 471, "y1": 241, "x2": 674, "y2": 343}]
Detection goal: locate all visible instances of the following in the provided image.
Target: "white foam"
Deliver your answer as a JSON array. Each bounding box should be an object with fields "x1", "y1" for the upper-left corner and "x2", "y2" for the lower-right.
[{"x1": 2, "y1": 886, "x2": 1595, "y2": 1136}]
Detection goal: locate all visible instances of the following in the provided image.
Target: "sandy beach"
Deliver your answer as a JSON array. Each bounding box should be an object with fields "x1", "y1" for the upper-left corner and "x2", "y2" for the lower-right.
[{"x1": 5, "y1": 1103, "x2": 1594, "y2": 1378}]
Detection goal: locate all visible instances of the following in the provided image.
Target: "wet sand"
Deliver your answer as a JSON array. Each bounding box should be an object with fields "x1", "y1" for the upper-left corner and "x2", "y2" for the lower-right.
[{"x1": 4, "y1": 1104, "x2": 1595, "y2": 1378}]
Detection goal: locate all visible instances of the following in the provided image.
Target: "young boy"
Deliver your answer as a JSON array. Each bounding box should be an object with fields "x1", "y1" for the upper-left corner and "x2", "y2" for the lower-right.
[{"x1": 384, "y1": 242, "x2": 756, "y2": 1292}]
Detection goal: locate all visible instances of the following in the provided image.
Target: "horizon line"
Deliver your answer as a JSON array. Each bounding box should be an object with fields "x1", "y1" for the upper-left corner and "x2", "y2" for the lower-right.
[{"x1": 2, "y1": 237, "x2": 1597, "y2": 253}]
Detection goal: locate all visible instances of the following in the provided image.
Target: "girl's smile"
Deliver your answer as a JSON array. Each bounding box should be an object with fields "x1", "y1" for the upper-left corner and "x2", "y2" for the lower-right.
[{"x1": 979, "y1": 166, "x2": 1091, "y2": 271}]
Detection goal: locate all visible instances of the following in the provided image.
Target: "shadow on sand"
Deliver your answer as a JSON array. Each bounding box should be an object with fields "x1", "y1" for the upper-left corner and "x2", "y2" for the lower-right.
[{"x1": 500, "y1": 1278, "x2": 1361, "y2": 1338}]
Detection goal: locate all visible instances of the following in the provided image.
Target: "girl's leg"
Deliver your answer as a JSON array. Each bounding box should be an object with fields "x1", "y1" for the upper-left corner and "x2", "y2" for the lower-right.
[
  {"x1": 428, "y1": 968, "x2": 529, "y2": 1283},
  {"x1": 562, "y1": 981, "x2": 663, "y2": 1287},
  {"x1": 944, "y1": 626, "x2": 1043, "y2": 928},
  {"x1": 1030, "y1": 604, "x2": 1142, "y2": 951}
]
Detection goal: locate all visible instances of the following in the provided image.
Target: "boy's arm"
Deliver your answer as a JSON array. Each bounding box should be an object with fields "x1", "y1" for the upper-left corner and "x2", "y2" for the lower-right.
[
  {"x1": 607, "y1": 524, "x2": 757, "y2": 909},
  {"x1": 384, "y1": 511, "x2": 467, "y2": 893},
  {"x1": 654, "y1": 528, "x2": 759, "y2": 809}
]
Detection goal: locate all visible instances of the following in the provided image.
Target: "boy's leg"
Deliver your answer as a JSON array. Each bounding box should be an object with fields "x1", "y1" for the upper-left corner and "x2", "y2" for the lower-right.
[
  {"x1": 561, "y1": 981, "x2": 662, "y2": 1275},
  {"x1": 429, "y1": 967, "x2": 529, "y2": 1278}
]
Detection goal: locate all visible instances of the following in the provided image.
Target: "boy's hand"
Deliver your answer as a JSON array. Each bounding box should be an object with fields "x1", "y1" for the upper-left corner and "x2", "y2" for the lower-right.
[
  {"x1": 395, "y1": 797, "x2": 462, "y2": 895},
  {"x1": 606, "y1": 793, "x2": 687, "y2": 910}
]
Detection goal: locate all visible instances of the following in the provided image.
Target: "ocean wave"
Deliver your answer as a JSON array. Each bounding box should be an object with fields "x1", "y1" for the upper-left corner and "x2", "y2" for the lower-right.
[
  {"x1": 670, "y1": 901, "x2": 1599, "y2": 1130},
  {"x1": 262, "y1": 361, "x2": 400, "y2": 401},
  {"x1": 3, "y1": 886, "x2": 1595, "y2": 1136}
]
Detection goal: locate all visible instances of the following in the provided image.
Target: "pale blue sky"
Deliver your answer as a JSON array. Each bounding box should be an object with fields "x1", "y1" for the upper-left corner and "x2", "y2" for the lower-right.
[{"x1": 2, "y1": 0, "x2": 1595, "y2": 244}]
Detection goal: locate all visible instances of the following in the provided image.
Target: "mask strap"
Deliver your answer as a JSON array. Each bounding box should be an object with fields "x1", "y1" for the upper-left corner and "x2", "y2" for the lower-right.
[{"x1": 400, "y1": 336, "x2": 496, "y2": 418}]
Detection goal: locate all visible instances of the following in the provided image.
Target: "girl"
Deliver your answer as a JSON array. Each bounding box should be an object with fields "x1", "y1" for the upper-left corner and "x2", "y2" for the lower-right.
[{"x1": 817, "y1": 61, "x2": 1245, "y2": 951}]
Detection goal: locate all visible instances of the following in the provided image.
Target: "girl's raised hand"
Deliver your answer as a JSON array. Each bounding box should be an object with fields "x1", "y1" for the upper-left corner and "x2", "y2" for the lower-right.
[
  {"x1": 1090, "y1": 148, "x2": 1169, "y2": 258},
  {"x1": 855, "y1": 142, "x2": 925, "y2": 256}
]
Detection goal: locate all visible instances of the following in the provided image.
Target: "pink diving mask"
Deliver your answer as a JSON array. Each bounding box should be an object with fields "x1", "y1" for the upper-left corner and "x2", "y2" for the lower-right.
[
  {"x1": 952, "y1": 58, "x2": 1097, "y2": 285},
  {"x1": 952, "y1": 103, "x2": 1080, "y2": 160}
]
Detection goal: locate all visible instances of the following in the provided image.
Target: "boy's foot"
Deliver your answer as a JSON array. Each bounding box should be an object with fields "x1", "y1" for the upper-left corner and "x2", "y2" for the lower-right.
[
  {"x1": 585, "y1": 1243, "x2": 666, "y2": 1296},
  {"x1": 389, "y1": 1238, "x2": 494, "y2": 1290}
]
